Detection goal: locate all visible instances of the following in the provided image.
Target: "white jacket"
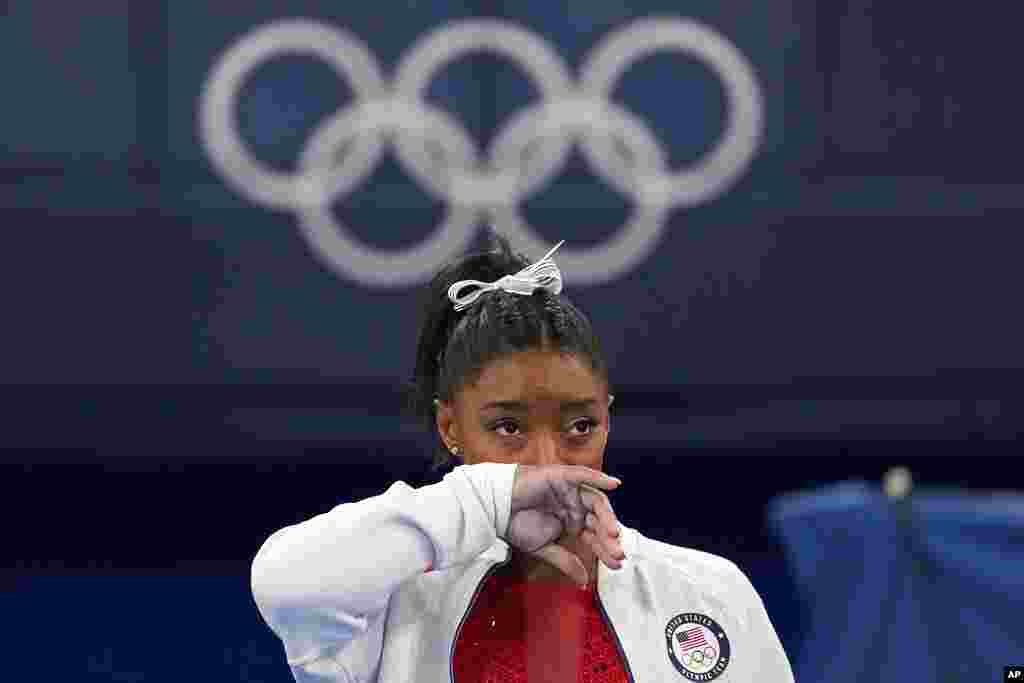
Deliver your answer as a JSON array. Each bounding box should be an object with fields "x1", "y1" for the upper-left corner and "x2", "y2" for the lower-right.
[{"x1": 251, "y1": 462, "x2": 795, "y2": 682}]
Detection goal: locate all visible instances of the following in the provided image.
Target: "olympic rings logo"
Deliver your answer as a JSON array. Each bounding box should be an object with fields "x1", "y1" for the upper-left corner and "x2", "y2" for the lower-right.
[
  {"x1": 199, "y1": 17, "x2": 763, "y2": 286},
  {"x1": 682, "y1": 646, "x2": 718, "y2": 668}
]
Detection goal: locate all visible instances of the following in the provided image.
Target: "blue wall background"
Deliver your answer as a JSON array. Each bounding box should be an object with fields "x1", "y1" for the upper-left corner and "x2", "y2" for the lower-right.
[{"x1": 2, "y1": 0, "x2": 1022, "y2": 680}]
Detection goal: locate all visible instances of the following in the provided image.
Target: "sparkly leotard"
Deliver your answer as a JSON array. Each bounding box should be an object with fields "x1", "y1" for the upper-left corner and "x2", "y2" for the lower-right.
[{"x1": 453, "y1": 568, "x2": 630, "y2": 683}]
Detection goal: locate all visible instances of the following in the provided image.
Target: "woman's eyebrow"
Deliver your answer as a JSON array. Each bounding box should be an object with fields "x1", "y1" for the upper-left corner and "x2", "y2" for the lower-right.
[{"x1": 560, "y1": 399, "x2": 599, "y2": 411}]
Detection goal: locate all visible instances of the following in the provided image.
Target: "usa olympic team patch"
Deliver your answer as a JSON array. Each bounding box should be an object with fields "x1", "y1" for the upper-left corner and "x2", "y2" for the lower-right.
[{"x1": 665, "y1": 613, "x2": 730, "y2": 681}]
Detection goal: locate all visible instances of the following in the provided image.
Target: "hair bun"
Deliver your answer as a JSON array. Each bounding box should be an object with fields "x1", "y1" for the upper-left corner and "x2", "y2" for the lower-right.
[{"x1": 444, "y1": 232, "x2": 529, "y2": 293}]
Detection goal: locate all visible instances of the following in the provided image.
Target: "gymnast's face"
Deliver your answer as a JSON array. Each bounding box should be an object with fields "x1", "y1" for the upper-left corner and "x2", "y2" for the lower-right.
[{"x1": 436, "y1": 348, "x2": 610, "y2": 471}]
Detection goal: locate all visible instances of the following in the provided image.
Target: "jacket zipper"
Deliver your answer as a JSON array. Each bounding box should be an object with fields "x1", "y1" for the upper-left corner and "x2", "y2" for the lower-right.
[
  {"x1": 449, "y1": 556, "x2": 512, "y2": 683},
  {"x1": 595, "y1": 586, "x2": 636, "y2": 683}
]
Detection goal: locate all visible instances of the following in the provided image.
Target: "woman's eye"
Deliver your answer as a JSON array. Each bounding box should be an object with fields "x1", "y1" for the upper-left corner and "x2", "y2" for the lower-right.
[
  {"x1": 570, "y1": 418, "x2": 598, "y2": 436},
  {"x1": 494, "y1": 420, "x2": 520, "y2": 436},
  {"x1": 493, "y1": 419, "x2": 598, "y2": 438}
]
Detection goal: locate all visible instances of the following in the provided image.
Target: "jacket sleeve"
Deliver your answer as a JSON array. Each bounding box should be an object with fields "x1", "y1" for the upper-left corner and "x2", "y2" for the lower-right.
[
  {"x1": 250, "y1": 462, "x2": 518, "y2": 677},
  {"x1": 728, "y1": 561, "x2": 796, "y2": 682}
]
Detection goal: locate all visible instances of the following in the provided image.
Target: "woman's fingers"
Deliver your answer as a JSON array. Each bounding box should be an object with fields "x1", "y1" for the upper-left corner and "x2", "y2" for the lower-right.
[
  {"x1": 584, "y1": 511, "x2": 625, "y2": 558},
  {"x1": 583, "y1": 512, "x2": 625, "y2": 564},
  {"x1": 578, "y1": 488, "x2": 626, "y2": 567},
  {"x1": 581, "y1": 528, "x2": 623, "y2": 570},
  {"x1": 579, "y1": 485, "x2": 623, "y2": 540},
  {"x1": 571, "y1": 467, "x2": 622, "y2": 491}
]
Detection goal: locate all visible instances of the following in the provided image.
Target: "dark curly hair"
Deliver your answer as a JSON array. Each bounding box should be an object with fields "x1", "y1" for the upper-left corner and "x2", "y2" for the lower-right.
[{"x1": 404, "y1": 230, "x2": 612, "y2": 474}]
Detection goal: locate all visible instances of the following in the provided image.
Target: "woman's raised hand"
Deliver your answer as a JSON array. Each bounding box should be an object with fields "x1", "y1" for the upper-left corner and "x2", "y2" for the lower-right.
[{"x1": 505, "y1": 464, "x2": 625, "y2": 587}]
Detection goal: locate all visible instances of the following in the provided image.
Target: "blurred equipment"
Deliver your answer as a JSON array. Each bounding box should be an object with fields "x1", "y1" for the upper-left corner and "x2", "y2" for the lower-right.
[{"x1": 768, "y1": 473, "x2": 1024, "y2": 683}]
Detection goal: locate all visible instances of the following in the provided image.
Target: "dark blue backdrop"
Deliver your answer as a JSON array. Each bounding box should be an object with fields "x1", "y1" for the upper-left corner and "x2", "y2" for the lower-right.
[
  {"x1": 2, "y1": 1, "x2": 1022, "y2": 681},
  {"x1": 3, "y1": 0, "x2": 1023, "y2": 388}
]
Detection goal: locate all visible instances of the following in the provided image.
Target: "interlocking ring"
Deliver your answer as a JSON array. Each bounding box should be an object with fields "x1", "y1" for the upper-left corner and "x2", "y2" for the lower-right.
[{"x1": 199, "y1": 17, "x2": 764, "y2": 286}]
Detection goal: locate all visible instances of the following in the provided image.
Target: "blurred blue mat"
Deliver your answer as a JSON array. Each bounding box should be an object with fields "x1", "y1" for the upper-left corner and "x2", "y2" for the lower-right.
[{"x1": 769, "y1": 481, "x2": 1024, "y2": 683}]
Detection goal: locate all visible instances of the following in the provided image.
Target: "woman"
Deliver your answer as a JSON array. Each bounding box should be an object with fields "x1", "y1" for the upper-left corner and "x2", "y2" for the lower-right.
[{"x1": 251, "y1": 232, "x2": 794, "y2": 682}]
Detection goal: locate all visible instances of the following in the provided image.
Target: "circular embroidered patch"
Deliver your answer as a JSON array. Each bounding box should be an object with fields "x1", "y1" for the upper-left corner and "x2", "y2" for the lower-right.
[{"x1": 665, "y1": 613, "x2": 730, "y2": 681}]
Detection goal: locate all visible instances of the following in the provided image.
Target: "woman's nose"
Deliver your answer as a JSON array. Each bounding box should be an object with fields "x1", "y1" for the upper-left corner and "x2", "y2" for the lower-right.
[{"x1": 529, "y1": 432, "x2": 564, "y2": 466}]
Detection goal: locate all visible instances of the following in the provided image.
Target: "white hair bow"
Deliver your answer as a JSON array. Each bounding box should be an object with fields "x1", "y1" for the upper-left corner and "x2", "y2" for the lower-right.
[{"x1": 447, "y1": 241, "x2": 565, "y2": 312}]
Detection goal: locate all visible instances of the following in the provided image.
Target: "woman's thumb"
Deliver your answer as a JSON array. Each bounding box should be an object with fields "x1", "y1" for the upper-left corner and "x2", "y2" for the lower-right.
[{"x1": 531, "y1": 544, "x2": 589, "y2": 587}]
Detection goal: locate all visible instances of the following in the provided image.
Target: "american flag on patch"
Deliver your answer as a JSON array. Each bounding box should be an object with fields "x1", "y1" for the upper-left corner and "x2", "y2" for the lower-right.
[{"x1": 676, "y1": 627, "x2": 708, "y2": 652}]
